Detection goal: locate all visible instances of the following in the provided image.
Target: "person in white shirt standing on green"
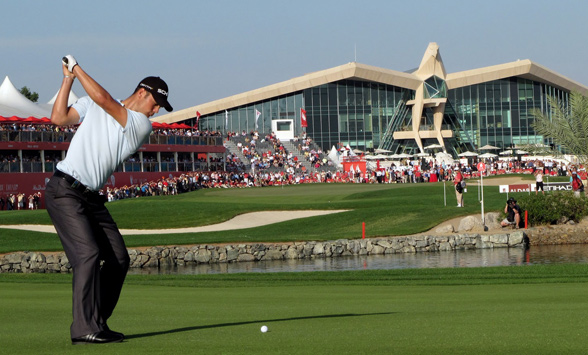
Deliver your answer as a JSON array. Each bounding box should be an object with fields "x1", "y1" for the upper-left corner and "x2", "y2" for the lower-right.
[{"x1": 46, "y1": 55, "x2": 173, "y2": 345}]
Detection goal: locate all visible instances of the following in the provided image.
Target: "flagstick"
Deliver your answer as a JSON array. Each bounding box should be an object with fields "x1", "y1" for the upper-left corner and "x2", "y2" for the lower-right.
[{"x1": 443, "y1": 180, "x2": 446, "y2": 206}]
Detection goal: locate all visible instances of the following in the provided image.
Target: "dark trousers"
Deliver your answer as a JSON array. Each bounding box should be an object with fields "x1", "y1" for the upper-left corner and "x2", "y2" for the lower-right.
[{"x1": 45, "y1": 175, "x2": 129, "y2": 338}]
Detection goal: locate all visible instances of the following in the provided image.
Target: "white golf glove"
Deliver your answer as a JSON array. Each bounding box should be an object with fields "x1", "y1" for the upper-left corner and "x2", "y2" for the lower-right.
[{"x1": 62, "y1": 55, "x2": 78, "y2": 73}]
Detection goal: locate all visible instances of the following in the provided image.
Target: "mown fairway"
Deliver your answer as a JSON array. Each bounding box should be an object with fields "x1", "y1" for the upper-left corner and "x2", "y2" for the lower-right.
[
  {"x1": 0, "y1": 180, "x2": 524, "y2": 253},
  {"x1": 2, "y1": 177, "x2": 586, "y2": 354},
  {"x1": 2, "y1": 266, "x2": 588, "y2": 354}
]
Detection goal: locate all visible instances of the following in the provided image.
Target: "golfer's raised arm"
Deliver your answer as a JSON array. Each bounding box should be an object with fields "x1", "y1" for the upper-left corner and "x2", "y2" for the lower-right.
[
  {"x1": 66, "y1": 55, "x2": 128, "y2": 127},
  {"x1": 50, "y1": 63, "x2": 80, "y2": 126}
]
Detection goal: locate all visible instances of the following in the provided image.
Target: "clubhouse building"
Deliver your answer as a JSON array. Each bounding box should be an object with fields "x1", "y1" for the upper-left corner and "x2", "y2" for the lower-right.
[{"x1": 155, "y1": 43, "x2": 588, "y2": 157}]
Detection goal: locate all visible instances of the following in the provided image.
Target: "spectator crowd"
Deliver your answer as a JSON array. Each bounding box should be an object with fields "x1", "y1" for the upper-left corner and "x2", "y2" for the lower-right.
[{"x1": 3, "y1": 118, "x2": 587, "y2": 209}]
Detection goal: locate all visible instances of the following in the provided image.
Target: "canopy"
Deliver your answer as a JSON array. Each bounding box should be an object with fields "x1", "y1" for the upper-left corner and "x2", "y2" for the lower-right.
[
  {"x1": 458, "y1": 151, "x2": 478, "y2": 157},
  {"x1": 0, "y1": 115, "x2": 52, "y2": 124}
]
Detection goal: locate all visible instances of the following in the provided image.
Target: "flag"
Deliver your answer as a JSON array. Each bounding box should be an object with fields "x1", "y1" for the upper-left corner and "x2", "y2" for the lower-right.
[
  {"x1": 225, "y1": 110, "x2": 229, "y2": 129},
  {"x1": 255, "y1": 109, "x2": 261, "y2": 129},
  {"x1": 300, "y1": 108, "x2": 307, "y2": 128},
  {"x1": 195, "y1": 111, "x2": 201, "y2": 130}
]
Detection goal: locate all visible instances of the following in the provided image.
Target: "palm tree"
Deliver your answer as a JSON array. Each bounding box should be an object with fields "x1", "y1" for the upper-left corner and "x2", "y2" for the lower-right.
[{"x1": 531, "y1": 91, "x2": 588, "y2": 164}]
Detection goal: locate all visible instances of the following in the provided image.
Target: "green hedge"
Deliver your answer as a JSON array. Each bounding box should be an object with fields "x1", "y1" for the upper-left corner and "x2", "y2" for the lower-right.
[{"x1": 517, "y1": 192, "x2": 588, "y2": 225}]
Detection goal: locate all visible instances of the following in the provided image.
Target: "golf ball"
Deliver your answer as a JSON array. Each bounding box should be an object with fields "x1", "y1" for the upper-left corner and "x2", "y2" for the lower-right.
[{"x1": 260, "y1": 325, "x2": 268, "y2": 333}]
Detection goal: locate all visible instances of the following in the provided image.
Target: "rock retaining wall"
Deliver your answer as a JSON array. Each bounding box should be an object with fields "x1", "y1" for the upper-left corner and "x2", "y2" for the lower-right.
[{"x1": 0, "y1": 231, "x2": 528, "y2": 274}]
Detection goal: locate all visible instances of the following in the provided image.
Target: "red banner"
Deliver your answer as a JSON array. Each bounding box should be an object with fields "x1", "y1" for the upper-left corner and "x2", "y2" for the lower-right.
[{"x1": 300, "y1": 108, "x2": 307, "y2": 128}]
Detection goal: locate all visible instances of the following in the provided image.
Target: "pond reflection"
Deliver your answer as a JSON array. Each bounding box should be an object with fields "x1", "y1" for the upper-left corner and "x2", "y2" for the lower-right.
[{"x1": 128, "y1": 244, "x2": 588, "y2": 275}]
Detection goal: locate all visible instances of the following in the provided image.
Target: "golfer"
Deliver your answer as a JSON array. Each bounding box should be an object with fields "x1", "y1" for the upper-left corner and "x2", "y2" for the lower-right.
[{"x1": 45, "y1": 55, "x2": 172, "y2": 344}]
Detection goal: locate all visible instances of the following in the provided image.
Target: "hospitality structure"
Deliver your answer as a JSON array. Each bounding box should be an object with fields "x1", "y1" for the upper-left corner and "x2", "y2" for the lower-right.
[{"x1": 155, "y1": 42, "x2": 588, "y2": 156}]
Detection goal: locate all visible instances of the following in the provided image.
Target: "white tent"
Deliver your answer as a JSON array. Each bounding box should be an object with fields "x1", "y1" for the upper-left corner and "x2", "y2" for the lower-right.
[
  {"x1": 0, "y1": 76, "x2": 79, "y2": 118},
  {"x1": 327, "y1": 145, "x2": 342, "y2": 168},
  {"x1": 435, "y1": 152, "x2": 455, "y2": 166},
  {"x1": 346, "y1": 144, "x2": 357, "y2": 156}
]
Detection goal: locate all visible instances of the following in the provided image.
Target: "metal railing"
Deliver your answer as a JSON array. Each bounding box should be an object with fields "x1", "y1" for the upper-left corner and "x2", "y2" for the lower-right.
[
  {"x1": 0, "y1": 130, "x2": 75, "y2": 143},
  {"x1": 1, "y1": 130, "x2": 224, "y2": 146}
]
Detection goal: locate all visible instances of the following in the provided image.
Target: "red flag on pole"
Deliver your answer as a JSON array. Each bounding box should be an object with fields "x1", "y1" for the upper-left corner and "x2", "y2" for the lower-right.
[
  {"x1": 195, "y1": 111, "x2": 201, "y2": 130},
  {"x1": 300, "y1": 108, "x2": 307, "y2": 128}
]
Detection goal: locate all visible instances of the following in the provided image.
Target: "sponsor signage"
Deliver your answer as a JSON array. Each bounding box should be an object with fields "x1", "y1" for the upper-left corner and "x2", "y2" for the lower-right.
[{"x1": 499, "y1": 182, "x2": 572, "y2": 193}]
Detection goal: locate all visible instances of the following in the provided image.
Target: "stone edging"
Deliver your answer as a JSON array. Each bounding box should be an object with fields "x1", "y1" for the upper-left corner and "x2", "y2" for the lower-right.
[{"x1": 0, "y1": 232, "x2": 528, "y2": 274}]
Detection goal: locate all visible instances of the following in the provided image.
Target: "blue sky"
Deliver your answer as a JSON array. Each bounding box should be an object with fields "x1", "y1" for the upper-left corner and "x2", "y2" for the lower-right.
[{"x1": 1, "y1": 0, "x2": 587, "y2": 116}]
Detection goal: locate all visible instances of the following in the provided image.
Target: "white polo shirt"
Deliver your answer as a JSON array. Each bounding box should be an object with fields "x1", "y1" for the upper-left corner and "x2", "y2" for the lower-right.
[{"x1": 56, "y1": 96, "x2": 152, "y2": 191}]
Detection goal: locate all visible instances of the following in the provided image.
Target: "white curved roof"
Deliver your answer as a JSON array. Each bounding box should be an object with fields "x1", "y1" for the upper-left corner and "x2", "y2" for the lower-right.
[{"x1": 0, "y1": 76, "x2": 79, "y2": 118}]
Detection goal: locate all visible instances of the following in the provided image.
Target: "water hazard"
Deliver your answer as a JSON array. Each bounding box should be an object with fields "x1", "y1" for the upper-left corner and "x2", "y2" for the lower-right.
[{"x1": 128, "y1": 244, "x2": 588, "y2": 275}]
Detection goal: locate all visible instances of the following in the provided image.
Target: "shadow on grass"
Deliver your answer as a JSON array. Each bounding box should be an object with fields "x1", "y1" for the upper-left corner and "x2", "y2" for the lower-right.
[{"x1": 126, "y1": 312, "x2": 395, "y2": 339}]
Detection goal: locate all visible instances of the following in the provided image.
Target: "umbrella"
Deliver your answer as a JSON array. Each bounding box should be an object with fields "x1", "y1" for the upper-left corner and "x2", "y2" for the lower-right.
[
  {"x1": 415, "y1": 152, "x2": 430, "y2": 157},
  {"x1": 397, "y1": 153, "x2": 413, "y2": 159},
  {"x1": 353, "y1": 149, "x2": 364, "y2": 154},
  {"x1": 375, "y1": 148, "x2": 392, "y2": 153},
  {"x1": 499, "y1": 150, "x2": 513, "y2": 155},
  {"x1": 479, "y1": 144, "x2": 500, "y2": 150},
  {"x1": 424, "y1": 144, "x2": 443, "y2": 150},
  {"x1": 479, "y1": 153, "x2": 498, "y2": 158},
  {"x1": 515, "y1": 150, "x2": 528, "y2": 155},
  {"x1": 458, "y1": 151, "x2": 478, "y2": 157}
]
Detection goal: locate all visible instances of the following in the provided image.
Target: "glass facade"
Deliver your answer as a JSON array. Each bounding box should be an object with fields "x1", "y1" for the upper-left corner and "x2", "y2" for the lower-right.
[
  {"x1": 195, "y1": 93, "x2": 304, "y2": 135},
  {"x1": 448, "y1": 78, "x2": 568, "y2": 150},
  {"x1": 191, "y1": 76, "x2": 571, "y2": 154},
  {"x1": 195, "y1": 79, "x2": 413, "y2": 152},
  {"x1": 303, "y1": 80, "x2": 412, "y2": 151}
]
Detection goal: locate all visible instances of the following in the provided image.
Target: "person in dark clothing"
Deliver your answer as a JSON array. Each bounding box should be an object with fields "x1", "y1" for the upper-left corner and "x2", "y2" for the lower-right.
[{"x1": 501, "y1": 197, "x2": 522, "y2": 229}]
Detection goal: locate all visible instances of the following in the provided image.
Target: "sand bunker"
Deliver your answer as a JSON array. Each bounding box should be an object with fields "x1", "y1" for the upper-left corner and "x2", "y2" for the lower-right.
[{"x1": 0, "y1": 210, "x2": 348, "y2": 235}]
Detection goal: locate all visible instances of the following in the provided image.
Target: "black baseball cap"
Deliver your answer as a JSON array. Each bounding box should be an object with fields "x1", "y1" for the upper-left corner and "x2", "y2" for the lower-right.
[{"x1": 137, "y1": 76, "x2": 173, "y2": 112}]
